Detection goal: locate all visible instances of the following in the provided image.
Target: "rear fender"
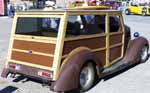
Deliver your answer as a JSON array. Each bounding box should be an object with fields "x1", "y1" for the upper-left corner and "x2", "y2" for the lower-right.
[
  {"x1": 53, "y1": 47, "x2": 102, "y2": 91},
  {"x1": 123, "y1": 37, "x2": 149, "y2": 63}
]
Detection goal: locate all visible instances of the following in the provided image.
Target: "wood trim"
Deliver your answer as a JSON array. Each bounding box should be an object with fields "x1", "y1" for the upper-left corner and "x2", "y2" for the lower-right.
[
  {"x1": 108, "y1": 15, "x2": 124, "y2": 66},
  {"x1": 16, "y1": 14, "x2": 63, "y2": 18},
  {"x1": 109, "y1": 43, "x2": 123, "y2": 49},
  {"x1": 16, "y1": 12, "x2": 65, "y2": 15},
  {"x1": 120, "y1": 15, "x2": 125, "y2": 58},
  {"x1": 92, "y1": 47, "x2": 106, "y2": 52},
  {"x1": 14, "y1": 37, "x2": 56, "y2": 44},
  {"x1": 105, "y1": 14, "x2": 110, "y2": 67},
  {"x1": 53, "y1": 13, "x2": 68, "y2": 80},
  {"x1": 64, "y1": 33, "x2": 106, "y2": 41},
  {"x1": 109, "y1": 31, "x2": 123, "y2": 36},
  {"x1": 6, "y1": 14, "x2": 18, "y2": 67},
  {"x1": 12, "y1": 49, "x2": 54, "y2": 57},
  {"x1": 14, "y1": 35, "x2": 57, "y2": 43},
  {"x1": 14, "y1": 35, "x2": 57, "y2": 42},
  {"x1": 8, "y1": 60, "x2": 54, "y2": 71}
]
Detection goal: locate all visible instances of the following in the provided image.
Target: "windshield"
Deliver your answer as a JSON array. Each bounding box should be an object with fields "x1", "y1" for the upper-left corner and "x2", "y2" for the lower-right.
[{"x1": 15, "y1": 17, "x2": 60, "y2": 37}]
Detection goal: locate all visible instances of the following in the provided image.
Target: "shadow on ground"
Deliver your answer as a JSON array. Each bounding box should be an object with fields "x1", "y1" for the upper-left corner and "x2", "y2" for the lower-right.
[
  {"x1": 0, "y1": 86, "x2": 18, "y2": 93},
  {"x1": 93, "y1": 53, "x2": 150, "y2": 89},
  {"x1": 4, "y1": 54, "x2": 150, "y2": 93}
]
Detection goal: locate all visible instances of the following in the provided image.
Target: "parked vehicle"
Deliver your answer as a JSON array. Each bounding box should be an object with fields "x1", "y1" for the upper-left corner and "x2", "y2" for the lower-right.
[
  {"x1": 104, "y1": 1, "x2": 120, "y2": 9},
  {"x1": 1, "y1": 5, "x2": 149, "y2": 93},
  {"x1": 125, "y1": 4, "x2": 150, "y2": 16}
]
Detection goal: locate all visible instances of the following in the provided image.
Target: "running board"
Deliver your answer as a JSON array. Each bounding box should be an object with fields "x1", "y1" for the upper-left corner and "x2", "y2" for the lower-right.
[{"x1": 101, "y1": 59, "x2": 132, "y2": 77}]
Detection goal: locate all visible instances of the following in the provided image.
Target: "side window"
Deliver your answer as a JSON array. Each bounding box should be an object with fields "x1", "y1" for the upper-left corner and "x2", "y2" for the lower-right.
[
  {"x1": 109, "y1": 16, "x2": 121, "y2": 32},
  {"x1": 65, "y1": 14, "x2": 106, "y2": 37}
]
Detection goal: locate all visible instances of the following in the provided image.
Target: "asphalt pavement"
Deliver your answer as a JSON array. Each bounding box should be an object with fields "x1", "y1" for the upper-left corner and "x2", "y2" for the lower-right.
[{"x1": 0, "y1": 15, "x2": 150, "y2": 93}]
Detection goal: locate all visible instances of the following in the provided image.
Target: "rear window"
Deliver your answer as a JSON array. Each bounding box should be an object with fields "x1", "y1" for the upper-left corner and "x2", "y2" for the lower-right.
[{"x1": 15, "y1": 17, "x2": 60, "y2": 37}]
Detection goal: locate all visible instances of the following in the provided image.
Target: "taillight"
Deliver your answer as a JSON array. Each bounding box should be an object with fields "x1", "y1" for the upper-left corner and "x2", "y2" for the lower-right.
[
  {"x1": 8, "y1": 64, "x2": 20, "y2": 70},
  {"x1": 9, "y1": 64, "x2": 16, "y2": 69},
  {"x1": 38, "y1": 71, "x2": 53, "y2": 78}
]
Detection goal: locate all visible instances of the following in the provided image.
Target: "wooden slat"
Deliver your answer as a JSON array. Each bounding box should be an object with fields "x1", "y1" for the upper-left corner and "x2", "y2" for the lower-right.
[
  {"x1": 11, "y1": 51, "x2": 53, "y2": 67},
  {"x1": 13, "y1": 40, "x2": 56, "y2": 54},
  {"x1": 63, "y1": 37, "x2": 106, "y2": 55},
  {"x1": 109, "y1": 34, "x2": 122, "y2": 46},
  {"x1": 110, "y1": 46, "x2": 122, "y2": 62}
]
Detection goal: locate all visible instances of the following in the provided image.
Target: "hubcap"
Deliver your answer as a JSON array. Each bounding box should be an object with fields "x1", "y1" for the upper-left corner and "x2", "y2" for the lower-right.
[
  {"x1": 80, "y1": 67, "x2": 90, "y2": 88},
  {"x1": 125, "y1": 10, "x2": 129, "y2": 14},
  {"x1": 79, "y1": 63, "x2": 94, "y2": 90},
  {"x1": 141, "y1": 46, "x2": 148, "y2": 61}
]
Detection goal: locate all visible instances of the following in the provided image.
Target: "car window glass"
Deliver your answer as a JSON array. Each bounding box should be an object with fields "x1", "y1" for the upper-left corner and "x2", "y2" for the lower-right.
[
  {"x1": 15, "y1": 17, "x2": 60, "y2": 37},
  {"x1": 65, "y1": 14, "x2": 106, "y2": 37},
  {"x1": 109, "y1": 16, "x2": 121, "y2": 32}
]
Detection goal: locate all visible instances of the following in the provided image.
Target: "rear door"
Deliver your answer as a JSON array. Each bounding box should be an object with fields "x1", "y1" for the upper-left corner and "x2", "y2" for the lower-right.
[{"x1": 8, "y1": 14, "x2": 62, "y2": 72}]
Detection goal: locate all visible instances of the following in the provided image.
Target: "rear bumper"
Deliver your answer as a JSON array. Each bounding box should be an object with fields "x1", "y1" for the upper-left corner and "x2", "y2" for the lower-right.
[
  {"x1": 1, "y1": 63, "x2": 53, "y2": 81},
  {"x1": 1, "y1": 64, "x2": 57, "y2": 91},
  {"x1": 1, "y1": 63, "x2": 75, "y2": 92}
]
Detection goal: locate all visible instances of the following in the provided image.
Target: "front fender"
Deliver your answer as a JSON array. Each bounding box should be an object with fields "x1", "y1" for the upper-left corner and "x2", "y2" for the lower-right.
[
  {"x1": 53, "y1": 47, "x2": 101, "y2": 91},
  {"x1": 123, "y1": 36, "x2": 149, "y2": 63}
]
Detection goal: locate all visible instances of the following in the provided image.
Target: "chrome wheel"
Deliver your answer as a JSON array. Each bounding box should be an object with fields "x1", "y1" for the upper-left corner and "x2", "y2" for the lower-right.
[
  {"x1": 125, "y1": 9, "x2": 130, "y2": 15},
  {"x1": 140, "y1": 46, "x2": 149, "y2": 62},
  {"x1": 79, "y1": 62, "x2": 95, "y2": 91},
  {"x1": 142, "y1": 12, "x2": 146, "y2": 16}
]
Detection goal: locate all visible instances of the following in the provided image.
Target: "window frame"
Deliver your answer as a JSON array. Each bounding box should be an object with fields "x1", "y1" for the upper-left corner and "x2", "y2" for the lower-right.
[
  {"x1": 14, "y1": 14, "x2": 63, "y2": 41},
  {"x1": 64, "y1": 13, "x2": 107, "y2": 41}
]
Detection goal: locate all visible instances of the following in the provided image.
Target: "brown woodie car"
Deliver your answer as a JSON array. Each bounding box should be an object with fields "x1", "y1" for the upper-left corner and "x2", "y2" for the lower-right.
[{"x1": 1, "y1": 6, "x2": 149, "y2": 92}]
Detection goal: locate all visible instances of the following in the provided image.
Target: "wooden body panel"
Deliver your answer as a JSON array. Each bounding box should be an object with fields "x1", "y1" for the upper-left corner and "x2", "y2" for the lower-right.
[
  {"x1": 94, "y1": 50, "x2": 106, "y2": 66},
  {"x1": 13, "y1": 40, "x2": 56, "y2": 54},
  {"x1": 11, "y1": 39, "x2": 56, "y2": 67},
  {"x1": 63, "y1": 36, "x2": 106, "y2": 55},
  {"x1": 109, "y1": 33, "x2": 122, "y2": 46},
  {"x1": 11, "y1": 51, "x2": 53, "y2": 67},
  {"x1": 109, "y1": 33, "x2": 123, "y2": 62},
  {"x1": 110, "y1": 46, "x2": 122, "y2": 62}
]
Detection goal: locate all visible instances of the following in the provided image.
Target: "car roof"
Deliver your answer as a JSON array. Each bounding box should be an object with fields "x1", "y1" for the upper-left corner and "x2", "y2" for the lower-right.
[{"x1": 16, "y1": 6, "x2": 121, "y2": 15}]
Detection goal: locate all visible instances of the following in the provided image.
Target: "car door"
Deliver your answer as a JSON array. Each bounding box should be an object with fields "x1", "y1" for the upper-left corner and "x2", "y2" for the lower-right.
[{"x1": 108, "y1": 15, "x2": 124, "y2": 65}]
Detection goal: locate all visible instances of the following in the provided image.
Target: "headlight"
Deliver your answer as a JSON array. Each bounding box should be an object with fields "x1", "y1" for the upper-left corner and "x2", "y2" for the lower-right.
[{"x1": 134, "y1": 32, "x2": 140, "y2": 38}]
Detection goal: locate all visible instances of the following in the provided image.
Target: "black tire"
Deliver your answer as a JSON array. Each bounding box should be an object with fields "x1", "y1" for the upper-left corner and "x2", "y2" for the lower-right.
[
  {"x1": 79, "y1": 62, "x2": 96, "y2": 92},
  {"x1": 140, "y1": 45, "x2": 149, "y2": 63},
  {"x1": 142, "y1": 11, "x2": 146, "y2": 16},
  {"x1": 57, "y1": 89, "x2": 80, "y2": 93},
  {"x1": 125, "y1": 9, "x2": 130, "y2": 15}
]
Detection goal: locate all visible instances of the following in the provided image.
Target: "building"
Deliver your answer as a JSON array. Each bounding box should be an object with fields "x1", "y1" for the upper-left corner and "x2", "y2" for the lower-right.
[
  {"x1": 0, "y1": 0, "x2": 8, "y2": 15},
  {"x1": 9, "y1": 0, "x2": 56, "y2": 9}
]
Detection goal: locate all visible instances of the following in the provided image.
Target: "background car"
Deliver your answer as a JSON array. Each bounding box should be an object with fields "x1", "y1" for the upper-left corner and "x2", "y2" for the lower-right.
[{"x1": 125, "y1": 4, "x2": 150, "y2": 16}]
